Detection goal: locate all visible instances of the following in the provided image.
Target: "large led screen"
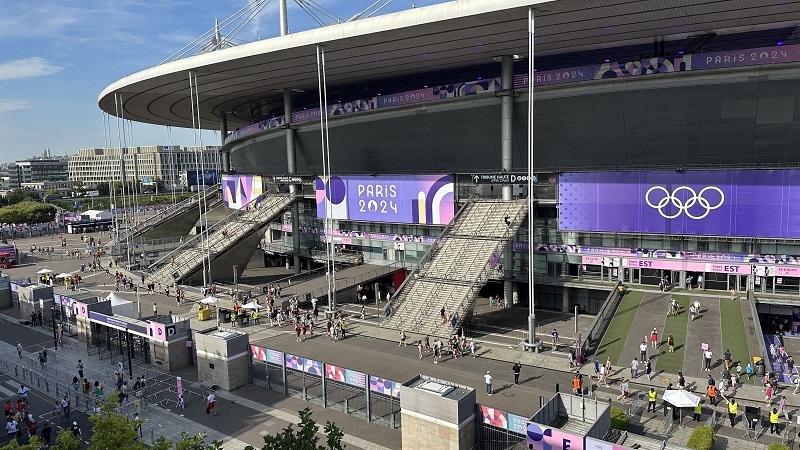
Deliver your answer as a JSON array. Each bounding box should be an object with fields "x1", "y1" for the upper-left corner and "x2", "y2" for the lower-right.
[
  {"x1": 222, "y1": 174, "x2": 263, "y2": 210},
  {"x1": 315, "y1": 175, "x2": 454, "y2": 225},
  {"x1": 559, "y1": 170, "x2": 800, "y2": 238}
]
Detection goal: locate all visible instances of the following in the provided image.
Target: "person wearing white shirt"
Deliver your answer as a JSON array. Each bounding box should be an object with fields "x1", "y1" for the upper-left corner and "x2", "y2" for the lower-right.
[{"x1": 484, "y1": 371, "x2": 493, "y2": 395}]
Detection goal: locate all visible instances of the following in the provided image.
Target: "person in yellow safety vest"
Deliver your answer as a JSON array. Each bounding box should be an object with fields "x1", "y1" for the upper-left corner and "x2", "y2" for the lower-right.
[
  {"x1": 770, "y1": 407, "x2": 780, "y2": 435},
  {"x1": 693, "y1": 402, "x2": 702, "y2": 422},
  {"x1": 727, "y1": 399, "x2": 737, "y2": 427},
  {"x1": 252, "y1": 309, "x2": 259, "y2": 325},
  {"x1": 647, "y1": 388, "x2": 657, "y2": 413}
]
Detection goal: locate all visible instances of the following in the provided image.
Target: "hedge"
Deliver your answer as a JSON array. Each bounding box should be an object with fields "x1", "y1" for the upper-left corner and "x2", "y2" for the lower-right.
[
  {"x1": 610, "y1": 407, "x2": 628, "y2": 431},
  {"x1": 767, "y1": 444, "x2": 790, "y2": 450},
  {"x1": 686, "y1": 426, "x2": 716, "y2": 450}
]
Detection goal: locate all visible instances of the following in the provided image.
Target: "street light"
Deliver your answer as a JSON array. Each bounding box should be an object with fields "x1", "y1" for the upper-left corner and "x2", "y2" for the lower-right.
[{"x1": 50, "y1": 306, "x2": 58, "y2": 350}]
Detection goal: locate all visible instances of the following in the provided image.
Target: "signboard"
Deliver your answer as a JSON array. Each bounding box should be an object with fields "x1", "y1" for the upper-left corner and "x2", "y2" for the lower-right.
[
  {"x1": 285, "y1": 353, "x2": 304, "y2": 371},
  {"x1": 527, "y1": 422, "x2": 584, "y2": 450},
  {"x1": 88, "y1": 311, "x2": 147, "y2": 335},
  {"x1": 187, "y1": 170, "x2": 219, "y2": 187},
  {"x1": 480, "y1": 405, "x2": 508, "y2": 429},
  {"x1": 316, "y1": 175, "x2": 454, "y2": 225},
  {"x1": 702, "y1": 343, "x2": 709, "y2": 350},
  {"x1": 559, "y1": 170, "x2": 800, "y2": 238},
  {"x1": 221, "y1": 174, "x2": 263, "y2": 210},
  {"x1": 74, "y1": 302, "x2": 89, "y2": 318},
  {"x1": 586, "y1": 437, "x2": 630, "y2": 450},
  {"x1": 582, "y1": 256, "x2": 602, "y2": 265},
  {"x1": 303, "y1": 359, "x2": 322, "y2": 376},
  {"x1": 176, "y1": 376, "x2": 183, "y2": 396},
  {"x1": 624, "y1": 259, "x2": 750, "y2": 274},
  {"x1": 471, "y1": 173, "x2": 537, "y2": 184},
  {"x1": 266, "y1": 349, "x2": 283, "y2": 366},
  {"x1": 325, "y1": 364, "x2": 366, "y2": 388},
  {"x1": 369, "y1": 376, "x2": 401, "y2": 398},
  {"x1": 272, "y1": 176, "x2": 303, "y2": 184}
]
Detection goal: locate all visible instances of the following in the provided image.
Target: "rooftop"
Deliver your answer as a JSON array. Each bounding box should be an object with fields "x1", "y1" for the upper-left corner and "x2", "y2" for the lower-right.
[{"x1": 98, "y1": 0, "x2": 800, "y2": 130}]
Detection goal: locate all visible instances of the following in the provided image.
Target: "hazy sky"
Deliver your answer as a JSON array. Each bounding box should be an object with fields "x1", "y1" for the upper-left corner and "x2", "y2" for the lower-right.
[{"x1": 1, "y1": 0, "x2": 445, "y2": 162}]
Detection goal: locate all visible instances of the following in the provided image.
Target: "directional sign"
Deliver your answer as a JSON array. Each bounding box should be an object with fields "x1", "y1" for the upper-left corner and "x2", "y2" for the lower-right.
[
  {"x1": 272, "y1": 176, "x2": 303, "y2": 184},
  {"x1": 471, "y1": 173, "x2": 537, "y2": 184}
]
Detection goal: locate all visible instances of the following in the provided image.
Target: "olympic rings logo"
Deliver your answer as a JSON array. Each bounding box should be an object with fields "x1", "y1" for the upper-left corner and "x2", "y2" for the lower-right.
[{"x1": 645, "y1": 186, "x2": 725, "y2": 219}]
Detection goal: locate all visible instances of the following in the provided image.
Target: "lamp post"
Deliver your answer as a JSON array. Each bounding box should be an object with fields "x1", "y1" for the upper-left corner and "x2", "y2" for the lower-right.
[
  {"x1": 125, "y1": 328, "x2": 133, "y2": 378},
  {"x1": 50, "y1": 306, "x2": 58, "y2": 350}
]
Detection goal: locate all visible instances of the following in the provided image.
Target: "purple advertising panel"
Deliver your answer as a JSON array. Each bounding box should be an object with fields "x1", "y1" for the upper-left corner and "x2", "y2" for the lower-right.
[
  {"x1": 285, "y1": 353, "x2": 304, "y2": 371},
  {"x1": 369, "y1": 376, "x2": 401, "y2": 398},
  {"x1": 527, "y1": 422, "x2": 584, "y2": 450},
  {"x1": 315, "y1": 175, "x2": 454, "y2": 225},
  {"x1": 221, "y1": 174, "x2": 263, "y2": 210},
  {"x1": 586, "y1": 438, "x2": 629, "y2": 450},
  {"x1": 266, "y1": 349, "x2": 283, "y2": 366},
  {"x1": 559, "y1": 170, "x2": 800, "y2": 238},
  {"x1": 376, "y1": 88, "x2": 434, "y2": 108},
  {"x1": 691, "y1": 44, "x2": 800, "y2": 70},
  {"x1": 303, "y1": 359, "x2": 322, "y2": 376}
]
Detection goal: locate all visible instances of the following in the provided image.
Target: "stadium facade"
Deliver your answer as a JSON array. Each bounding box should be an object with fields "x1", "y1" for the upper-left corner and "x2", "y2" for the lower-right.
[{"x1": 99, "y1": 0, "x2": 800, "y2": 326}]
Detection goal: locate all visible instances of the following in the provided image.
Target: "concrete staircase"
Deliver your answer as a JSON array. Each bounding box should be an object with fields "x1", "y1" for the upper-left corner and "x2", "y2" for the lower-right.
[
  {"x1": 381, "y1": 199, "x2": 528, "y2": 337},
  {"x1": 144, "y1": 192, "x2": 295, "y2": 286}
]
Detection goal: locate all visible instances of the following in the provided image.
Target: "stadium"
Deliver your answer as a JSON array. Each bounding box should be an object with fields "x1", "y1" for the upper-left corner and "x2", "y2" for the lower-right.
[{"x1": 96, "y1": 0, "x2": 800, "y2": 446}]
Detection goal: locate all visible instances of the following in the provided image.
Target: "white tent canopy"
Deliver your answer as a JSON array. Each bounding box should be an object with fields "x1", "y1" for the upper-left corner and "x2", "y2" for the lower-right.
[
  {"x1": 241, "y1": 302, "x2": 262, "y2": 310},
  {"x1": 201, "y1": 296, "x2": 221, "y2": 305},
  {"x1": 55, "y1": 273, "x2": 73, "y2": 279},
  {"x1": 662, "y1": 390, "x2": 700, "y2": 408},
  {"x1": 106, "y1": 292, "x2": 130, "y2": 305},
  {"x1": 36, "y1": 268, "x2": 53, "y2": 274}
]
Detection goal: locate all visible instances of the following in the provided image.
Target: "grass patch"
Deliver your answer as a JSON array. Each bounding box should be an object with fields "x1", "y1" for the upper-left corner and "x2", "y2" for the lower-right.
[
  {"x1": 654, "y1": 294, "x2": 690, "y2": 375},
  {"x1": 595, "y1": 291, "x2": 644, "y2": 366},
  {"x1": 610, "y1": 407, "x2": 628, "y2": 430},
  {"x1": 720, "y1": 298, "x2": 751, "y2": 369}
]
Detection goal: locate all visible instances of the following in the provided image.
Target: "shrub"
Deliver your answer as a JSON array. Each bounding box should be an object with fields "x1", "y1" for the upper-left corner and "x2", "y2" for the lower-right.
[
  {"x1": 610, "y1": 407, "x2": 628, "y2": 430},
  {"x1": 767, "y1": 444, "x2": 790, "y2": 450},
  {"x1": 686, "y1": 426, "x2": 716, "y2": 450}
]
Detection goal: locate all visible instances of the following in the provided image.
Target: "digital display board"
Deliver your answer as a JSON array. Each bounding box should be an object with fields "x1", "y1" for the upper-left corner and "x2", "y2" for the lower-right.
[
  {"x1": 559, "y1": 170, "x2": 800, "y2": 238},
  {"x1": 315, "y1": 175, "x2": 454, "y2": 225}
]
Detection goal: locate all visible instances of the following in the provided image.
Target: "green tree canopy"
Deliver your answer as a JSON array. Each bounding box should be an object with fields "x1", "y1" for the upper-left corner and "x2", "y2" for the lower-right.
[{"x1": 246, "y1": 408, "x2": 345, "y2": 450}]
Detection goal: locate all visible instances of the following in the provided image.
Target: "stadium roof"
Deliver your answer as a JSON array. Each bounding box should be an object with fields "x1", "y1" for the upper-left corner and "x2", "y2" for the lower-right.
[{"x1": 98, "y1": 0, "x2": 800, "y2": 131}]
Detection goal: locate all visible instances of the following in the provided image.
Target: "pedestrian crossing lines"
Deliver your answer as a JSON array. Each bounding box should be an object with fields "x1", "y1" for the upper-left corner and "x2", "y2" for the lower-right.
[{"x1": 0, "y1": 379, "x2": 20, "y2": 399}]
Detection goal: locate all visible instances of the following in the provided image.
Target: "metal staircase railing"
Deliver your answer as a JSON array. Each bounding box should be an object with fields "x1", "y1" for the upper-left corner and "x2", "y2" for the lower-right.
[{"x1": 118, "y1": 185, "x2": 221, "y2": 241}]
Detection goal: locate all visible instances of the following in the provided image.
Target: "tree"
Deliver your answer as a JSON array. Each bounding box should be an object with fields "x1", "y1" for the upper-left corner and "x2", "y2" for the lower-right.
[
  {"x1": 174, "y1": 432, "x2": 224, "y2": 450},
  {"x1": 52, "y1": 429, "x2": 83, "y2": 450},
  {"x1": 0, "y1": 435, "x2": 42, "y2": 450},
  {"x1": 247, "y1": 408, "x2": 345, "y2": 450},
  {"x1": 87, "y1": 394, "x2": 147, "y2": 450},
  {"x1": 97, "y1": 183, "x2": 110, "y2": 196}
]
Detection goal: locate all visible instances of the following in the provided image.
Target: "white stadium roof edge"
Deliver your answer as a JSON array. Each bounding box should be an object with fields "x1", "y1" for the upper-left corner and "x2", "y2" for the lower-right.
[{"x1": 98, "y1": 0, "x2": 800, "y2": 130}]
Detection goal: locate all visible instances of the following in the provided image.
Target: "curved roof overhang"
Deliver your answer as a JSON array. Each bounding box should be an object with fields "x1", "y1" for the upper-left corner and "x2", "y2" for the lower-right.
[{"x1": 98, "y1": 0, "x2": 800, "y2": 130}]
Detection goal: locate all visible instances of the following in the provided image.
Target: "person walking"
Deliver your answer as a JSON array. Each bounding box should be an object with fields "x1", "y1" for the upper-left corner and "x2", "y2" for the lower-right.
[
  {"x1": 512, "y1": 362, "x2": 521, "y2": 385},
  {"x1": 399, "y1": 330, "x2": 407, "y2": 347},
  {"x1": 76, "y1": 360, "x2": 84, "y2": 379},
  {"x1": 667, "y1": 334, "x2": 674, "y2": 353},
  {"x1": 433, "y1": 339, "x2": 441, "y2": 364},
  {"x1": 693, "y1": 402, "x2": 703, "y2": 422},
  {"x1": 647, "y1": 387, "x2": 657, "y2": 413},
  {"x1": 766, "y1": 383, "x2": 774, "y2": 406},
  {"x1": 484, "y1": 371, "x2": 493, "y2": 395},
  {"x1": 706, "y1": 383, "x2": 717, "y2": 406},
  {"x1": 41, "y1": 422, "x2": 52, "y2": 446},
  {"x1": 645, "y1": 359, "x2": 653, "y2": 381},
  {"x1": 551, "y1": 329, "x2": 558, "y2": 350},
  {"x1": 704, "y1": 349, "x2": 713, "y2": 371},
  {"x1": 727, "y1": 399, "x2": 738, "y2": 427},
  {"x1": 70, "y1": 421, "x2": 81, "y2": 438},
  {"x1": 650, "y1": 328, "x2": 658, "y2": 349},
  {"x1": 640, "y1": 341, "x2": 647, "y2": 361},
  {"x1": 630, "y1": 358, "x2": 639, "y2": 379},
  {"x1": 417, "y1": 341, "x2": 424, "y2": 360},
  {"x1": 780, "y1": 395, "x2": 790, "y2": 421},
  {"x1": 206, "y1": 392, "x2": 216, "y2": 417},
  {"x1": 572, "y1": 373, "x2": 582, "y2": 395},
  {"x1": 16, "y1": 342, "x2": 21, "y2": 359}
]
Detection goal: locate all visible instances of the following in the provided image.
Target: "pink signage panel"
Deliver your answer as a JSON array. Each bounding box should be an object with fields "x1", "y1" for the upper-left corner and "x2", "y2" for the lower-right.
[
  {"x1": 624, "y1": 259, "x2": 750, "y2": 274},
  {"x1": 74, "y1": 302, "x2": 88, "y2": 318},
  {"x1": 582, "y1": 256, "x2": 602, "y2": 265},
  {"x1": 775, "y1": 266, "x2": 800, "y2": 276}
]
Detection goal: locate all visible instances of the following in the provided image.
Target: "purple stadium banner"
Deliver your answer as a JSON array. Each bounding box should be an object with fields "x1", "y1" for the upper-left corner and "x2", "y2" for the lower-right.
[
  {"x1": 315, "y1": 175, "x2": 454, "y2": 225},
  {"x1": 559, "y1": 170, "x2": 800, "y2": 238},
  {"x1": 692, "y1": 44, "x2": 800, "y2": 70},
  {"x1": 221, "y1": 174, "x2": 263, "y2": 210}
]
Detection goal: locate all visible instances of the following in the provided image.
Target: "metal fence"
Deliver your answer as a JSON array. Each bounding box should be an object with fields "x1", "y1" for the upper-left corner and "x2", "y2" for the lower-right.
[
  {"x1": 474, "y1": 404, "x2": 527, "y2": 450},
  {"x1": 250, "y1": 346, "x2": 402, "y2": 430}
]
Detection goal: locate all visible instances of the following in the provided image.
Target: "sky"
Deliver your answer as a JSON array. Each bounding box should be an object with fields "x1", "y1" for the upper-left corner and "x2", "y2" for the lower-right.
[{"x1": 1, "y1": 0, "x2": 446, "y2": 162}]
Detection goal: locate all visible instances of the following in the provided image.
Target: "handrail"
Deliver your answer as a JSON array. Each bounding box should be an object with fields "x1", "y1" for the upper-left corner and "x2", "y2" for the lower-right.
[
  {"x1": 748, "y1": 289, "x2": 772, "y2": 374},
  {"x1": 581, "y1": 281, "x2": 623, "y2": 357},
  {"x1": 119, "y1": 185, "x2": 220, "y2": 240}
]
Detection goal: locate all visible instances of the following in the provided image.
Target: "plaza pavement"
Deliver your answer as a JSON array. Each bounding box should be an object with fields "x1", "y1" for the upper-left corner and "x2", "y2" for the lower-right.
[{"x1": 2, "y1": 230, "x2": 794, "y2": 449}]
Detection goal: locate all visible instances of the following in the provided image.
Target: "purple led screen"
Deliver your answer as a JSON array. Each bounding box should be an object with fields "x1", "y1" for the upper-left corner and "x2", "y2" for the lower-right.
[
  {"x1": 559, "y1": 170, "x2": 800, "y2": 238},
  {"x1": 315, "y1": 175, "x2": 454, "y2": 225}
]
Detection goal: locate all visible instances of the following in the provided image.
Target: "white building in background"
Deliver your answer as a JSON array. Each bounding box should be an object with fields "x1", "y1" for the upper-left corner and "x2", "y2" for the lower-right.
[{"x1": 68, "y1": 146, "x2": 221, "y2": 189}]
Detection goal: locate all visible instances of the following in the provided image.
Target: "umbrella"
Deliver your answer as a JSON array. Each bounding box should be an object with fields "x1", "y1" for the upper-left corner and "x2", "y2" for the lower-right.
[
  {"x1": 662, "y1": 390, "x2": 700, "y2": 408},
  {"x1": 36, "y1": 268, "x2": 53, "y2": 274},
  {"x1": 201, "y1": 296, "x2": 220, "y2": 305},
  {"x1": 55, "y1": 273, "x2": 73, "y2": 279},
  {"x1": 241, "y1": 302, "x2": 262, "y2": 310}
]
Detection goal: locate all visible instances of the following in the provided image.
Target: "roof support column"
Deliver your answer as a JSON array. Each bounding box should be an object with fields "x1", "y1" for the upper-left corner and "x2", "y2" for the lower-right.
[
  {"x1": 526, "y1": 8, "x2": 538, "y2": 351},
  {"x1": 284, "y1": 89, "x2": 301, "y2": 275},
  {"x1": 500, "y1": 54, "x2": 515, "y2": 311},
  {"x1": 220, "y1": 112, "x2": 231, "y2": 173}
]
